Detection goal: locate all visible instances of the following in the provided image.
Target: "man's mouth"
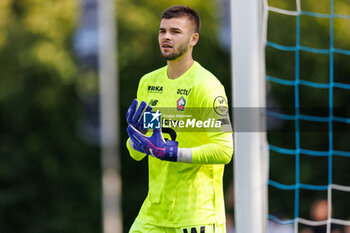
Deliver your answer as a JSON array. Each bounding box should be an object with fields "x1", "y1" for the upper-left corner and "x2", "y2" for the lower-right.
[{"x1": 162, "y1": 43, "x2": 173, "y2": 48}]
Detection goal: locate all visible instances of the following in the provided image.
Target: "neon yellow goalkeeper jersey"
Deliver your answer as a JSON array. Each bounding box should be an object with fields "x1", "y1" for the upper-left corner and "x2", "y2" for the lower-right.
[{"x1": 127, "y1": 61, "x2": 233, "y2": 227}]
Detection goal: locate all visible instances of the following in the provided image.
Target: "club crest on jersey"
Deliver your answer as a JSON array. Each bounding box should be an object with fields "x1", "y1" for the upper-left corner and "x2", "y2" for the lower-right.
[{"x1": 177, "y1": 96, "x2": 186, "y2": 111}]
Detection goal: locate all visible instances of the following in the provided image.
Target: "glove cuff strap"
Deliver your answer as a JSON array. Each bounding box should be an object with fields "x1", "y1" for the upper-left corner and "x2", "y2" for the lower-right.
[{"x1": 165, "y1": 140, "x2": 178, "y2": 162}]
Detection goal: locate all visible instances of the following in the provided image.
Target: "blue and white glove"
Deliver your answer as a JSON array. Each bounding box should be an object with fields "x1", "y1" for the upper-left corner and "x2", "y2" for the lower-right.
[
  {"x1": 126, "y1": 99, "x2": 152, "y2": 134},
  {"x1": 127, "y1": 125, "x2": 178, "y2": 162}
]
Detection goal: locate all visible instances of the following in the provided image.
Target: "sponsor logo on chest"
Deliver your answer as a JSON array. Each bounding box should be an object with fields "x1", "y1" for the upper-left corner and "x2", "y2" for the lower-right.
[
  {"x1": 147, "y1": 85, "x2": 163, "y2": 93},
  {"x1": 177, "y1": 88, "x2": 191, "y2": 96}
]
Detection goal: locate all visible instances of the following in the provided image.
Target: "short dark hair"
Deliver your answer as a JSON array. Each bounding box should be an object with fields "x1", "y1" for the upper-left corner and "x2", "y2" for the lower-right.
[{"x1": 161, "y1": 5, "x2": 201, "y2": 33}]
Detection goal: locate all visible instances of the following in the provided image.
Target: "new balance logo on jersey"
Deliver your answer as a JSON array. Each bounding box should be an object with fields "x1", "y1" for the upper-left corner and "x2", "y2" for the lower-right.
[
  {"x1": 149, "y1": 99, "x2": 158, "y2": 106},
  {"x1": 148, "y1": 86, "x2": 163, "y2": 93},
  {"x1": 177, "y1": 88, "x2": 191, "y2": 96}
]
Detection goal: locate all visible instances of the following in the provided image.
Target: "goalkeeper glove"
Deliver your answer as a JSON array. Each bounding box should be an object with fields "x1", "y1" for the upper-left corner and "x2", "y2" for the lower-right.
[
  {"x1": 127, "y1": 125, "x2": 178, "y2": 162},
  {"x1": 126, "y1": 99, "x2": 152, "y2": 134}
]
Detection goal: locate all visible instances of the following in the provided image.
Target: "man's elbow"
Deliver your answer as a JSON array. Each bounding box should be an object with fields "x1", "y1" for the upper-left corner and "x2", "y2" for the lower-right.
[{"x1": 218, "y1": 145, "x2": 233, "y2": 164}]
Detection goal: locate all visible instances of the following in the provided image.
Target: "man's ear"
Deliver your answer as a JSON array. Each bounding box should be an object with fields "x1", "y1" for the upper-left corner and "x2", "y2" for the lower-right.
[{"x1": 190, "y1": 33, "x2": 199, "y2": 46}]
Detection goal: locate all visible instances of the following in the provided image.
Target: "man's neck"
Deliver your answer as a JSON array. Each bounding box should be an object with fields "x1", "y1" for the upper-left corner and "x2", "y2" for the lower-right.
[{"x1": 167, "y1": 53, "x2": 194, "y2": 79}]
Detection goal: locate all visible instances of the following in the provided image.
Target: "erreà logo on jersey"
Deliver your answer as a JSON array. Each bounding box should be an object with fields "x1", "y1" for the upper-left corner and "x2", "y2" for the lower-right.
[
  {"x1": 147, "y1": 86, "x2": 163, "y2": 93},
  {"x1": 177, "y1": 96, "x2": 186, "y2": 111}
]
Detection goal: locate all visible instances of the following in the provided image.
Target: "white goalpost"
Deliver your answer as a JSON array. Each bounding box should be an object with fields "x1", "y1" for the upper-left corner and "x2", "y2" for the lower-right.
[
  {"x1": 98, "y1": 0, "x2": 122, "y2": 232},
  {"x1": 231, "y1": 0, "x2": 269, "y2": 232}
]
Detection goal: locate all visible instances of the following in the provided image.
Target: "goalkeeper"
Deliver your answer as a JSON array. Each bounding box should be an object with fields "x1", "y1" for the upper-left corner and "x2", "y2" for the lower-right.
[{"x1": 126, "y1": 5, "x2": 233, "y2": 233}]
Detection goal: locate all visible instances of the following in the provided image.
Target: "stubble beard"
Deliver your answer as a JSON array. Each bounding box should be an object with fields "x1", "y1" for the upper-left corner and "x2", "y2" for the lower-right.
[{"x1": 161, "y1": 43, "x2": 189, "y2": 61}]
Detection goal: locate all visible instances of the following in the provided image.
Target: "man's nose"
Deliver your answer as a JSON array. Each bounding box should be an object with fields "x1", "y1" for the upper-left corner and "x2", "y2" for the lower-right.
[{"x1": 162, "y1": 31, "x2": 171, "y2": 40}]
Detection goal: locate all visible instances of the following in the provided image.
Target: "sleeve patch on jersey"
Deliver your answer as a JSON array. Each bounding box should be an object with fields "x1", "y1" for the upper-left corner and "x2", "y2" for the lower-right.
[
  {"x1": 213, "y1": 96, "x2": 228, "y2": 116},
  {"x1": 218, "y1": 118, "x2": 230, "y2": 125}
]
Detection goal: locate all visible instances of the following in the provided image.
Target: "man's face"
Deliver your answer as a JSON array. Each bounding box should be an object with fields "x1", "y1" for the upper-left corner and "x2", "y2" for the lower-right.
[{"x1": 158, "y1": 17, "x2": 196, "y2": 61}]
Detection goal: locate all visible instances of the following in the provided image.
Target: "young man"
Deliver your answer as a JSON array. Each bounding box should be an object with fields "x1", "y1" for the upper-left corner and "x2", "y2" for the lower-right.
[{"x1": 126, "y1": 5, "x2": 233, "y2": 233}]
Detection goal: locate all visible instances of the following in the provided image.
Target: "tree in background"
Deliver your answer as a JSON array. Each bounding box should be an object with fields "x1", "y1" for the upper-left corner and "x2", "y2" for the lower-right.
[{"x1": 0, "y1": 1, "x2": 100, "y2": 232}]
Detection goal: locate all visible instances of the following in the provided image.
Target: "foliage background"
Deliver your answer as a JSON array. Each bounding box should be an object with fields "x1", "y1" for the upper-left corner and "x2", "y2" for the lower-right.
[{"x1": 0, "y1": 1, "x2": 101, "y2": 233}]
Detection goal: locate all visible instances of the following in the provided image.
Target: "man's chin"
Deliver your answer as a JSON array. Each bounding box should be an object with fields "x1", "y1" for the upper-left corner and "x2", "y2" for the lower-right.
[
  {"x1": 162, "y1": 53, "x2": 177, "y2": 61},
  {"x1": 161, "y1": 48, "x2": 187, "y2": 61}
]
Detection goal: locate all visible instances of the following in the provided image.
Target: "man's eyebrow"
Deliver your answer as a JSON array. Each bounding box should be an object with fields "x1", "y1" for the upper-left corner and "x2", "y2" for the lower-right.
[{"x1": 159, "y1": 27, "x2": 182, "y2": 31}]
